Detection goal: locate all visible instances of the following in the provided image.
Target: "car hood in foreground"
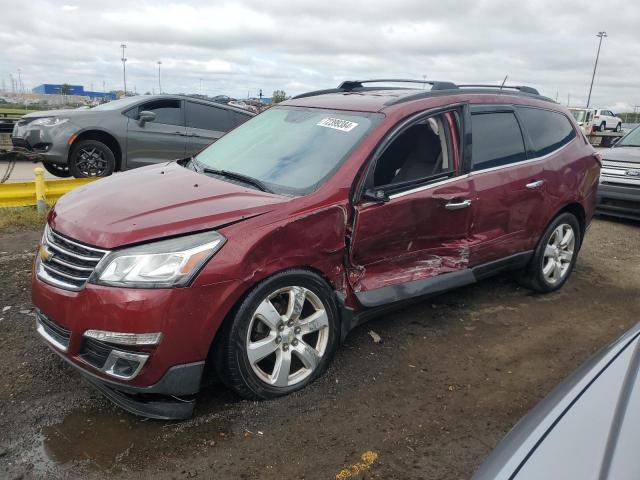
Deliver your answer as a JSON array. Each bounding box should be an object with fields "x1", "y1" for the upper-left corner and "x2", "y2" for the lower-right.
[
  {"x1": 49, "y1": 162, "x2": 290, "y2": 249},
  {"x1": 600, "y1": 146, "x2": 640, "y2": 163},
  {"x1": 473, "y1": 323, "x2": 640, "y2": 480}
]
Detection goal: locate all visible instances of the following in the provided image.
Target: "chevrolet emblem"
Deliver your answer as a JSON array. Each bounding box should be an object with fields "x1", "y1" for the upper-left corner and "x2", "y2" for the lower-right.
[{"x1": 39, "y1": 245, "x2": 53, "y2": 262}]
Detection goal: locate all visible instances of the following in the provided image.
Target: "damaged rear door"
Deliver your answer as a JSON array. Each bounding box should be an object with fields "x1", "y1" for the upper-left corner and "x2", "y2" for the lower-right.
[{"x1": 348, "y1": 107, "x2": 476, "y2": 307}]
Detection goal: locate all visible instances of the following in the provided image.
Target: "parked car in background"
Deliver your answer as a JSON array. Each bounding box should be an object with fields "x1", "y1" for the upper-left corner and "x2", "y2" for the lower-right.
[
  {"x1": 473, "y1": 323, "x2": 640, "y2": 480},
  {"x1": 597, "y1": 124, "x2": 640, "y2": 220},
  {"x1": 32, "y1": 79, "x2": 600, "y2": 419},
  {"x1": 593, "y1": 108, "x2": 622, "y2": 132},
  {"x1": 11, "y1": 95, "x2": 254, "y2": 178}
]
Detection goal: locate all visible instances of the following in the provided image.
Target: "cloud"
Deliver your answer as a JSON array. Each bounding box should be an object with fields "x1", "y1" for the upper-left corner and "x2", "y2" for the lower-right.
[{"x1": 0, "y1": 0, "x2": 637, "y2": 109}]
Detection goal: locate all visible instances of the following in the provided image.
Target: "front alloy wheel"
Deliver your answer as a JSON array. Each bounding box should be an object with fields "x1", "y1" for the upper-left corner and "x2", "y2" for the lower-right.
[
  {"x1": 247, "y1": 287, "x2": 329, "y2": 387},
  {"x1": 221, "y1": 270, "x2": 339, "y2": 400}
]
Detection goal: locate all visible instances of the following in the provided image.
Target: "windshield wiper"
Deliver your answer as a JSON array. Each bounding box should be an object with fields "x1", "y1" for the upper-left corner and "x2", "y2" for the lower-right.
[{"x1": 201, "y1": 167, "x2": 273, "y2": 193}]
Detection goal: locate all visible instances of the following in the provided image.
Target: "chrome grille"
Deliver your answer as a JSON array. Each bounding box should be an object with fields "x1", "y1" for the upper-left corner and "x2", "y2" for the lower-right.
[
  {"x1": 37, "y1": 226, "x2": 109, "y2": 291},
  {"x1": 601, "y1": 160, "x2": 640, "y2": 187}
]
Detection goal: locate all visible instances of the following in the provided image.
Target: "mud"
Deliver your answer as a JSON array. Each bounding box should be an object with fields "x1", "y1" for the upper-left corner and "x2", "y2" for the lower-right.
[{"x1": 1, "y1": 217, "x2": 639, "y2": 479}]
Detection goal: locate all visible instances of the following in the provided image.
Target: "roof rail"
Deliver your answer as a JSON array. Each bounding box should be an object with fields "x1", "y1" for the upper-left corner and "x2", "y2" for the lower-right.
[
  {"x1": 338, "y1": 79, "x2": 458, "y2": 91},
  {"x1": 457, "y1": 84, "x2": 540, "y2": 95}
]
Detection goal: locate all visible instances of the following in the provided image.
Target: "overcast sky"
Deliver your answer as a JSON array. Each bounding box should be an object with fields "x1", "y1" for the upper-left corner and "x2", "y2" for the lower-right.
[{"x1": 1, "y1": 0, "x2": 638, "y2": 110}]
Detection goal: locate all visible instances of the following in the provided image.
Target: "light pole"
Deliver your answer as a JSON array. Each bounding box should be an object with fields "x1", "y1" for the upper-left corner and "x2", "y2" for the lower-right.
[
  {"x1": 586, "y1": 31, "x2": 607, "y2": 108},
  {"x1": 121, "y1": 44, "x2": 127, "y2": 95},
  {"x1": 157, "y1": 61, "x2": 162, "y2": 94}
]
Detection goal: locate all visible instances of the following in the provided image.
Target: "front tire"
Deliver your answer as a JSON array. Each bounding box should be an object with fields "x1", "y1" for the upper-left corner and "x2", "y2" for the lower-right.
[
  {"x1": 221, "y1": 270, "x2": 340, "y2": 400},
  {"x1": 68, "y1": 140, "x2": 115, "y2": 178},
  {"x1": 42, "y1": 162, "x2": 71, "y2": 178},
  {"x1": 615, "y1": 123, "x2": 622, "y2": 132},
  {"x1": 517, "y1": 213, "x2": 581, "y2": 293}
]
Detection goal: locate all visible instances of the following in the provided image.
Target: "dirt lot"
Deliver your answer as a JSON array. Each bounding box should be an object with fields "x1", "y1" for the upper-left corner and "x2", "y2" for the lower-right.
[{"x1": 1, "y1": 217, "x2": 639, "y2": 480}]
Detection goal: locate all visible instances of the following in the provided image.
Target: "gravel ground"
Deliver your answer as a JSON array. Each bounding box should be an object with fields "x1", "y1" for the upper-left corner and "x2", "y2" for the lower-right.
[{"x1": 0, "y1": 217, "x2": 639, "y2": 480}]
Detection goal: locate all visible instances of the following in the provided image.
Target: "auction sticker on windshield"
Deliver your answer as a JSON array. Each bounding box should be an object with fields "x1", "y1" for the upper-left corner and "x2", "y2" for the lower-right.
[{"x1": 317, "y1": 117, "x2": 359, "y2": 132}]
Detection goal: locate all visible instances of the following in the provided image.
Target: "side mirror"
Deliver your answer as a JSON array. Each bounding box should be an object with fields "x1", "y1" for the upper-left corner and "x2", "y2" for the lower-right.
[
  {"x1": 137, "y1": 110, "x2": 156, "y2": 126},
  {"x1": 362, "y1": 188, "x2": 390, "y2": 204}
]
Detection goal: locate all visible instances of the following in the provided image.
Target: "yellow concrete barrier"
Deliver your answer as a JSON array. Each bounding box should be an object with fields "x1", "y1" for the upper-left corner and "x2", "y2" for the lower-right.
[{"x1": 0, "y1": 171, "x2": 97, "y2": 208}]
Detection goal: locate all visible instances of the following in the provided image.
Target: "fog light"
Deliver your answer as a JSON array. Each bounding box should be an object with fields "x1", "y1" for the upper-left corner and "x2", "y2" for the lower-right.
[
  {"x1": 103, "y1": 349, "x2": 149, "y2": 380},
  {"x1": 84, "y1": 330, "x2": 162, "y2": 346}
]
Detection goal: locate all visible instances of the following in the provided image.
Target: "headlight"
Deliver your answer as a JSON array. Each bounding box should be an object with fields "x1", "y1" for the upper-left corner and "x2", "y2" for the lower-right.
[
  {"x1": 91, "y1": 231, "x2": 225, "y2": 288},
  {"x1": 30, "y1": 117, "x2": 69, "y2": 127}
]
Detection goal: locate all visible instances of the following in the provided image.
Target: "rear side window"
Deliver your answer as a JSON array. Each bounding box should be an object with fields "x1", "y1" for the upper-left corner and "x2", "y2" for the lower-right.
[
  {"x1": 186, "y1": 102, "x2": 231, "y2": 131},
  {"x1": 471, "y1": 112, "x2": 526, "y2": 170},
  {"x1": 139, "y1": 100, "x2": 182, "y2": 126},
  {"x1": 517, "y1": 107, "x2": 576, "y2": 157}
]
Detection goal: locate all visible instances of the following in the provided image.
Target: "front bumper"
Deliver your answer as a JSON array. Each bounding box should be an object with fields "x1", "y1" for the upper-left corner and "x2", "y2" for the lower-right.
[
  {"x1": 596, "y1": 182, "x2": 640, "y2": 220},
  {"x1": 11, "y1": 122, "x2": 76, "y2": 164},
  {"x1": 32, "y1": 267, "x2": 245, "y2": 419}
]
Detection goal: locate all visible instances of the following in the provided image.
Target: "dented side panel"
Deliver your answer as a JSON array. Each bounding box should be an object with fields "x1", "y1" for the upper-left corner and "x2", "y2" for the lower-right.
[{"x1": 348, "y1": 177, "x2": 475, "y2": 293}]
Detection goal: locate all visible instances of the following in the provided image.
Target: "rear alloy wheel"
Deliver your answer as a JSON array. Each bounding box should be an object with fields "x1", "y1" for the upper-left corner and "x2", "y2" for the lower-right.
[
  {"x1": 68, "y1": 140, "x2": 115, "y2": 178},
  {"x1": 222, "y1": 270, "x2": 339, "y2": 399},
  {"x1": 599, "y1": 122, "x2": 607, "y2": 132},
  {"x1": 42, "y1": 162, "x2": 71, "y2": 178},
  {"x1": 517, "y1": 212, "x2": 581, "y2": 293}
]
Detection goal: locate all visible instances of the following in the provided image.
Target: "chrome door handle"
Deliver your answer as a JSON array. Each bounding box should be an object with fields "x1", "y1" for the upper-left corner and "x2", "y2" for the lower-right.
[
  {"x1": 526, "y1": 180, "x2": 545, "y2": 189},
  {"x1": 444, "y1": 199, "x2": 472, "y2": 210}
]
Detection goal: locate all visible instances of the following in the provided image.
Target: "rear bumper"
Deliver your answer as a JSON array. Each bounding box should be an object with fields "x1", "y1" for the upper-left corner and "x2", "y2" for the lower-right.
[{"x1": 596, "y1": 182, "x2": 640, "y2": 220}]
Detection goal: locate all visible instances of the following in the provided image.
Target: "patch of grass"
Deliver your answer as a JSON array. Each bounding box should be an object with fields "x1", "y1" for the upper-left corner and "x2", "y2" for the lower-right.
[
  {"x1": 0, "y1": 107, "x2": 35, "y2": 116},
  {"x1": 0, "y1": 206, "x2": 49, "y2": 231}
]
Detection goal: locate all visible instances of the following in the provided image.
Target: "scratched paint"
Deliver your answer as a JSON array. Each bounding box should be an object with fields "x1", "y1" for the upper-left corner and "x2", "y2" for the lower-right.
[{"x1": 335, "y1": 451, "x2": 379, "y2": 480}]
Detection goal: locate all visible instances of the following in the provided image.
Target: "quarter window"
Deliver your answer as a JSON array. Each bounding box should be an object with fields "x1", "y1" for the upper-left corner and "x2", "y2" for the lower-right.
[
  {"x1": 139, "y1": 100, "x2": 183, "y2": 126},
  {"x1": 517, "y1": 107, "x2": 576, "y2": 157},
  {"x1": 471, "y1": 112, "x2": 526, "y2": 170},
  {"x1": 186, "y1": 102, "x2": 231, "y2": 131}
]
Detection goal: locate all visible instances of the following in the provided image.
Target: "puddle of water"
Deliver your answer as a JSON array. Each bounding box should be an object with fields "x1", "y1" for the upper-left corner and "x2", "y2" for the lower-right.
[{"x1": 27, "y1": 387, "x2": 240, "y2": 476}]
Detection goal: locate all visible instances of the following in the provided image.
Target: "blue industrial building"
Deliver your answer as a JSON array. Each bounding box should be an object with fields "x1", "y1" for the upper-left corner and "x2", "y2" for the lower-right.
[{"x1": 32, "y1": 84, "x2": 117, "y2": 100}]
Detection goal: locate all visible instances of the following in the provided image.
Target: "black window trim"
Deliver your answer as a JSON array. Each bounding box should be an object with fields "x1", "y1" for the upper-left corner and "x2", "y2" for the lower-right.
[{"x1": 356, "y1": 103, "x2": 466, "y2": 203}]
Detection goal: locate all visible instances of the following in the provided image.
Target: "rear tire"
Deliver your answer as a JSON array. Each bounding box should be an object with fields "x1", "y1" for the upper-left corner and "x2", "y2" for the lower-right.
[
  {"x1": 599, "y1": 122, "x2": 607, "y2": 132},
  {"x1": 517, "y1": 212, "x2": 581, "y2": 293},
  {"x1": 68, "y1": 140, "x2": 115, "y2": 178},
  {"x1": 220, "y1": 270, "x2": 340, "y2": 400},
  {"x1": 42, "y1": 162, "x2": 71, "y2": 178}
]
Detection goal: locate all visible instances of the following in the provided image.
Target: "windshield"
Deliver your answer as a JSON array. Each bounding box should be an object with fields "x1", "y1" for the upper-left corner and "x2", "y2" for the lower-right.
[
  {"x1": 617, "y1": 125, "x2": 640, "y2": 147},
  {"x1": 194, "y1": 106, "x2": 382, "y2": 195},
  {"x1": 90, "y1": 96, "x2": 143, "y2": 111},
  {"x1": 570, "y1": 110, "x2": 587, "y2": 123}
]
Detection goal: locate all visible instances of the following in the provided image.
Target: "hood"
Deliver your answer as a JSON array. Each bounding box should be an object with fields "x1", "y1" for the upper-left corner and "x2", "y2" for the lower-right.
[
  {"x1": 600, "y1": 146, "x2": 640, "y2": 164},
  {"x1": 49, "y1": 162, "x2": 289, "y2": 248},
  {"x1": 23, "y1": 109, "x2": 93, "y2": 118}
]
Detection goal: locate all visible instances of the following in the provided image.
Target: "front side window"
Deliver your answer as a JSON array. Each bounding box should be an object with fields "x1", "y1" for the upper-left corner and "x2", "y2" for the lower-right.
[
  {"x1": 471, "y1": 112, "x2": 526, "y2": 170},
  {"x1": 186, "y1": 102, "x2": 230, "y2": 131},
  {"x1": 140, "y1": 100, "x2": 182, "y2": 126},
  {"x1": 517, "y1": 107, "x2": 576, "y2": 157},
  {"x1": 372, "y1": 114, "x2": 454, "y2": 188},
  {"x1": 194, "y1": 106, "x2": 382, "y2": 196}
]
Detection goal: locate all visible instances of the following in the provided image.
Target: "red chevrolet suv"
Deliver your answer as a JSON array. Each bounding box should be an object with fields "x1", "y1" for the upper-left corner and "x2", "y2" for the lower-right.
[{"x1": 31, "y1": 79, "x2": 601, "y2": 419}]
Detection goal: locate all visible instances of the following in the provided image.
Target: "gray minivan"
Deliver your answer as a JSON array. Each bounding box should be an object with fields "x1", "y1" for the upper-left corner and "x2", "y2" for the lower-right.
[{"x1": 11, "y1": 95, "x2": 254, "y2": 178}]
